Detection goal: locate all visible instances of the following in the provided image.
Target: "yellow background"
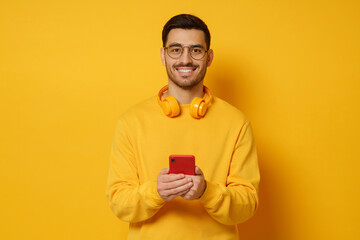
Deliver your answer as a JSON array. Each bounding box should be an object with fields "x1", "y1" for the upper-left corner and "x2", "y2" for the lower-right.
[{"x1": 1, "y1": 0, "x2": 359, "y2": 239}]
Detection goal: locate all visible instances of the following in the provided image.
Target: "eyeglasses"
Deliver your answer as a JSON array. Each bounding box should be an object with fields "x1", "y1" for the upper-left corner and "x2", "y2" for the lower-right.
[{"x1": 164, "y1": 45, "x2": 208, "y2": 60}]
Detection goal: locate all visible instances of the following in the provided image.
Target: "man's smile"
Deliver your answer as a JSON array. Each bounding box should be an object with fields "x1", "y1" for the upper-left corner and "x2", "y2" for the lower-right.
[
  {"x1": 177, "y1": 69, "x2": 194, "y2": 73},
  {"x1": 175, "y1": 65, "x2": 198, "y2": 76}
]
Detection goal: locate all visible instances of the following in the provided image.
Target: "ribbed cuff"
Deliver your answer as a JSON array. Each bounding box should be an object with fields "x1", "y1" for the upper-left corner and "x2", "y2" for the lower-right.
[{"x1": 139, "y1": 180, "x2": 165, "y2": 208}]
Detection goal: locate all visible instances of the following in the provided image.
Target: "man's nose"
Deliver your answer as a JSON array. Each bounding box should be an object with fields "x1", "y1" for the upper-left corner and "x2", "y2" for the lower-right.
[{"x1": 178, "y1": 47, "x2": 193, "y2": 64}]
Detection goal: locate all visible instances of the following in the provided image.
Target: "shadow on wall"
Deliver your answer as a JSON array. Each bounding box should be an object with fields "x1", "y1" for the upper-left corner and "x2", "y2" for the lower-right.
[
  {"x1": 207, "y1": 61, "x2": 286, "y2": 240},
  {"x1": 207, "y1": 57, "x2": 252, "y2": 112},
  {"x1": 237, "y1": 148, "x2": 285, "y2": 240}
]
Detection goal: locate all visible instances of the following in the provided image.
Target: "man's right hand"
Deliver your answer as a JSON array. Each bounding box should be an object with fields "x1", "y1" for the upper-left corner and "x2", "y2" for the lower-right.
[{"x1": 157, "y1": 168, "x2": 193, "y2": 202}]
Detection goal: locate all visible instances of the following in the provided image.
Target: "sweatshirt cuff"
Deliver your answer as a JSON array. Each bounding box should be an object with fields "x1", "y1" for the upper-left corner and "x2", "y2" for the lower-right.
[
  {"x1": 139, "y1": 180, "x2": 165, "y2": 208},
  {"x1": 199, "y1": 181, "x2": 222, "y2": 207}
]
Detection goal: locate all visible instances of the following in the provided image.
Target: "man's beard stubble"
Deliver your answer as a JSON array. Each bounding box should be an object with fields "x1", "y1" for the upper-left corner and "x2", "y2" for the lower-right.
[{"x1": 166, "y1": 63, "x2": 207, "y2": 90}]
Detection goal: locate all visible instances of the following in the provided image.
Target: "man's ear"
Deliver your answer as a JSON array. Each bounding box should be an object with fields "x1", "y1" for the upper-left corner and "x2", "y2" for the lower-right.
[
  {"x1": 160, "y1": 48, "x2": 166, "y2": 66},
  {"x1": 206, "y1": 49, "x2": 214, "y2": 67}
]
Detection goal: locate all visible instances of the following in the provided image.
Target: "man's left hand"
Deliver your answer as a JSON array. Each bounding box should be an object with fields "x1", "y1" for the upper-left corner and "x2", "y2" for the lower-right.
[{"x1": 181, "y1": 166, "x2": 207, "y2": 200}]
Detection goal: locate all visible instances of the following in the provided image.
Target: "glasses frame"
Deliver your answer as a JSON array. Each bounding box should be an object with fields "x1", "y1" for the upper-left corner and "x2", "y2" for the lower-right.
[{"x1": 164, "y1": 44, "x2": 209, "y2": 60}]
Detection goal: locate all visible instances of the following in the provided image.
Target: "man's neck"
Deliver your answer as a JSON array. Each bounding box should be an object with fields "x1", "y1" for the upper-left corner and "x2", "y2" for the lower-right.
[{"x1": 164, "y1": 81, "x2": 204, "y2": 105}]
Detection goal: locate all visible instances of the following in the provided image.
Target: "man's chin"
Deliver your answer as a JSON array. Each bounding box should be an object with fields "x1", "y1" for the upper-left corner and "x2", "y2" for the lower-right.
[{"x1": 170, "y1": 78, "x2": 203, "y2": 90}]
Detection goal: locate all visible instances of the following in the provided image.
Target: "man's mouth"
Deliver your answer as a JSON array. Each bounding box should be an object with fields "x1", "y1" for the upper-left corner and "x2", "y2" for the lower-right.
[
  {"x1": 175, "y1": 66, "x2": 197, "y2": 74},
  {"x1": 177, "y1": 68, "x2": 195, "y2": 73}
]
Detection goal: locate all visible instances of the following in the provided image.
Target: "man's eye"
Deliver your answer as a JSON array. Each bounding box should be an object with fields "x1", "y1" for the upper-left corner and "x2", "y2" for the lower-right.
[
  {"x1": 170, "y1": 47, "x2": 181, "y2": 53},
  {"x1": 192, "y1": 48, "x2": 203, "y2": 54}
]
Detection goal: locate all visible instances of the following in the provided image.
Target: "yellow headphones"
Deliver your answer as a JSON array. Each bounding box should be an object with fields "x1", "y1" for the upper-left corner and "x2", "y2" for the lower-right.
[{"x1": 157, "y1": 85, "x2": 213, "y2": 119}]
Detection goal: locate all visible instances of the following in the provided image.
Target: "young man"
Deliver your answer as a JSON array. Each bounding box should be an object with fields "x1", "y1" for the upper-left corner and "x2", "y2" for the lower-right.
[{"x1": 106, "y1": 14, "x2": 260, "y2": 240}]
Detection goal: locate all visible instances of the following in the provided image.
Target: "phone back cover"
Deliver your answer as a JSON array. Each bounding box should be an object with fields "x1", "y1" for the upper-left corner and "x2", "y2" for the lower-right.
[{"x1": 169, "y1": 155, "x2": 195, "y2": 175}]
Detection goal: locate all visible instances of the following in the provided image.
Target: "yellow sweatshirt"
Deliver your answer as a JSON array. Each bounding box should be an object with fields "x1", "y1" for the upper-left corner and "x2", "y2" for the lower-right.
[{"x1": 106, "y1": 95, "x2": 260, "y2": 240}]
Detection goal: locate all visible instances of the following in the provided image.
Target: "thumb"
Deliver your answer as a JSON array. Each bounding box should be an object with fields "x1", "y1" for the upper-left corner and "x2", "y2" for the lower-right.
[
  {"x1": 159, "y1": 168, "x2": 169, "y2": 175},
  {"x1": 195, "y1": 166, "x2": 203, "y2": 176}
]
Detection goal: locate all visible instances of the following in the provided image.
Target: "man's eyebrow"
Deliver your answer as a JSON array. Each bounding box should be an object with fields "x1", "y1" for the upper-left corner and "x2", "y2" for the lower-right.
[
  {"x1": 167, "y1": 43, "x2": 205, "y2": 48},
  {"x1": 167, "y1": 43, "x2": 182, "y2": 47},
  {"x1": 191, "y1": 44, "x2": 205, "y2": 48}
]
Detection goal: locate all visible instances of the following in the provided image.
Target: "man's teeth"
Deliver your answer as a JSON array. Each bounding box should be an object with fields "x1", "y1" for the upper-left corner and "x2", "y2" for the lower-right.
[{"x1": 178, "y1": 69, "x2": 193, "y2": 72}]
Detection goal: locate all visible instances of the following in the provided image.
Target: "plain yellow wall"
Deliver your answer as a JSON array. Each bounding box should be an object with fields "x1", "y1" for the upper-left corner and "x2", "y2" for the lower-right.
[{"x1": 1, "y1": 0, "x2": 359, "y2": 239}]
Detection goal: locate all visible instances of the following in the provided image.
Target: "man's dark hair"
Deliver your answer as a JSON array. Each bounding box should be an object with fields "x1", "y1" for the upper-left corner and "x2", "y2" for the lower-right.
[{"x1": 162, "y1": 14, "x2": 211, "y2": 50}]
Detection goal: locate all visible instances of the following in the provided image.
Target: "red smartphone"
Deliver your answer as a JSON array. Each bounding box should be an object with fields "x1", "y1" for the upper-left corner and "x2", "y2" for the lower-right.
[{"x1": 169, "y1": 155, "x2": 195, "y2": 175}]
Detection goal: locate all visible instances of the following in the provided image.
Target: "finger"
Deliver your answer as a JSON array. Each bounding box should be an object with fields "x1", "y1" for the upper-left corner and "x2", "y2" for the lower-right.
[
  {"x1": 178, "y1": 188, "x2": 192, "y2": 197},
  {"x1": 182, "y1": 194, "x2": 192, "y2": 200},
  {"x1": 166, "y1": 187, "x2": 191, "y2": 202},
  {"x1": 162, "y1": 181, "x2": 193, "y2": 197},
  {"x1": 195, "y1": 166, "x2": 203, "y2": 175},
  {"x1": 181, "y1": 189, "x2": 195, "y2": 200},
  {"x1": 161, "y1": 173, "x2": 185, "y2": 183},
  {"x1": 170, "y1": 188, "x2": 192, "y2": 200},
  {"x1": 160, "y1": 178, "x2": 191, "y2": 190},
  {"x1": 159, "y1": 168, "x2": 169, "y2": 175}
]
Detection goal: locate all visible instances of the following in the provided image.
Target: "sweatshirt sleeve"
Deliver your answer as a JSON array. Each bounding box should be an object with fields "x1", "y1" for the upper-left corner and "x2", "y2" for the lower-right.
[
  {"x1": 106, "y1": 118, "x2": 165, "y2": 223},
  {"x1": 199, "y1": 121, "x2": 260, "y2": 225}
]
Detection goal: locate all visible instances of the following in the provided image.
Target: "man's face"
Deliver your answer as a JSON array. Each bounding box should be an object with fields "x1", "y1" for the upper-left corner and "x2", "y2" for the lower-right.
[{"x1": 161, "y1": 28, "x2": 213, "y2": 90}]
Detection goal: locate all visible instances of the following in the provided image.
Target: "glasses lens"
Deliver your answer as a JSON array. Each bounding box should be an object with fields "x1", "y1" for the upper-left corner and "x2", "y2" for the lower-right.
[
  {"x1": 190, "y1": 47, "x2": 206, "y2": 60},
  {"x1": 166, "y1": 46, "x2": 207, "y2": 60},
  {"x1": 167, "y1": 46, "x2": 182, "y2": 58}
]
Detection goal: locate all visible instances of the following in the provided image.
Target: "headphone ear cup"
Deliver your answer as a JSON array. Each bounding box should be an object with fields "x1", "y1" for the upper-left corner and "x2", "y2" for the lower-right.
[
  {"x1": 190, "y1": 97, "x2": 207, "y2": 119},
  {"x1": 163, "y1": 96, "x2": 181, "y2": 117}
]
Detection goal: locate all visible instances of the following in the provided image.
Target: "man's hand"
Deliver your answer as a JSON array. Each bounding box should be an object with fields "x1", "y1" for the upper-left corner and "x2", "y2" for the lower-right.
[
  {"x1": 181, "y1": 166, "x2": 207, "y2": 200},
  {"x1": 157, "y1": 168, "x2": 193, "y2": 202}
]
